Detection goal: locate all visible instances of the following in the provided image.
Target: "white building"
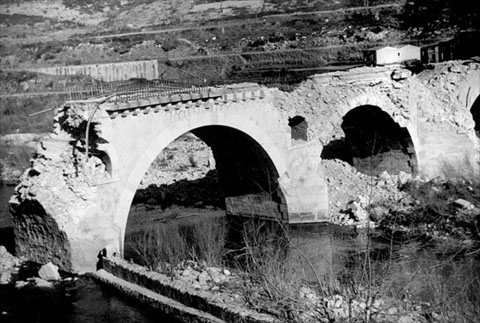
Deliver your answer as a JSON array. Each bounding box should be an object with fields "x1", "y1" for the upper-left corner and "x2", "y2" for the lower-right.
[{"x1": 366, "y1": 45, "x2": 421, "y2": 66}]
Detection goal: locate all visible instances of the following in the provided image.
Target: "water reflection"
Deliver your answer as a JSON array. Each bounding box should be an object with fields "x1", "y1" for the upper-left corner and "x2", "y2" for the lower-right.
[
  {"x1": 0, "y1": 276, "x2": 181, "y2": 323},
  {"x1": 0, "y1": 184, "x2": 15, "y2": 252}
]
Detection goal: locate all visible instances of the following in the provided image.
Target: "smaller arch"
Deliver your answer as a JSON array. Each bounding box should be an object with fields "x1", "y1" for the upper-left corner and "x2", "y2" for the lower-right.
[
  {"x1": 471, "y1": 94, "x2": 480, "y2": 139},
  {"x1": 323, "y1": 105, "x2": 418, "y2": 176},
  {"x1": 93, "y1": 143, "x2": 120, "y2": 181}
]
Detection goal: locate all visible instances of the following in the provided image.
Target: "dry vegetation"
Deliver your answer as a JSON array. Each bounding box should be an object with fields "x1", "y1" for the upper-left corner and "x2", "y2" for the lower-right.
[{"x1": 125, "y1": 211, "x2": 480, "y2": 322}]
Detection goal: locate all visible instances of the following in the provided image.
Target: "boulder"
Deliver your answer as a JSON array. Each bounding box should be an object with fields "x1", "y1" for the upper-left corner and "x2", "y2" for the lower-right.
[
  {"x1": 454, "y1": 198, "x2": 474, "y2": 209},
  {"x1": 391, "y1": 69, "x2": 412, "y2": 81},
  {"x1": 14, "y1": 280, "x2": 28, "y2": 289},
  {"x1": 38, "y1": 262, "x2": 61, "y2": 281},
  {"x1": 0, "y1": 246, "x2": 21, "y2": 285}
]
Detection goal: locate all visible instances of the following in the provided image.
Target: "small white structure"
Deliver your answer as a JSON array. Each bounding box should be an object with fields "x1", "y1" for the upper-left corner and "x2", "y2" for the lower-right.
[
  {"x1": 398, "y1": 45, "x2": 421, "y2": 62},
  {"x1": 366, "y1": 45, "x2": 421, "y2": 66},
  {"x1": 376, "y1": 46, "x2": 399, "y2": 65}
]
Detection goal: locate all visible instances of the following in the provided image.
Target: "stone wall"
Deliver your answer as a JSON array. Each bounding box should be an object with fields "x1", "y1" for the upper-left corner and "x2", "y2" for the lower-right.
[{"x1": 34, "y1": 60, "x2": 159, "y2": 82}]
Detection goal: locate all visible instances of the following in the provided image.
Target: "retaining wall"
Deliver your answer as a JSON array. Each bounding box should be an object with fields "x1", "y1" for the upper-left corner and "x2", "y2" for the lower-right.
[
  {"x1": 100, "y1": 257, "x2": 278, "y2": 323},
  {"x1": 34, "y1": 60, "x2": 159, "y2": 82}
]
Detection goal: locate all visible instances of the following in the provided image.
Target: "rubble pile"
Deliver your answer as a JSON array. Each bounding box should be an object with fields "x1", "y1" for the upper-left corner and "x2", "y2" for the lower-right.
[
  {"x1": 322, "y1": 159, "x2": 411, "y2": 227},
  {"x1": 8, "y1": 104, "x2": 108, "y2": 270},
  {"x1": 380, "y1": 178, "x2": 480, "y2": 242},
  {"x1": 139, "y1": 133, "x2": 215, "y2": 189},
  {"x1": 418, "y1": 60, "x2": 480, "y2": 133},
  {"x1": 149, "y1": 260, "x2": 431, "y2": 323},
  {"x1": 132, "y1": 133, "x2": 224, "y2": 209}
]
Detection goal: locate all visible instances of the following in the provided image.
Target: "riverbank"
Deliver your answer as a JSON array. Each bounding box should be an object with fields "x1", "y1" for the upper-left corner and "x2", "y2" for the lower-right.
[
  {"x1": 0, "y1": 133, "x2": 46, "y2": 185},
  {"x1": 116, "y1": 215, "x2": 480, "y2": 323}
]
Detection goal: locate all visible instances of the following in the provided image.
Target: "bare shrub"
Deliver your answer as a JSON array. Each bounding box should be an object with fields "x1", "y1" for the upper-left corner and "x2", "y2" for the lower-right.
[
  {"x1": 231, "y1": 219, "x2": 323, "y2": 320},
  {"x1": 381, "y1": 242, "x2": 480, "y2": 323},
  {"x1": 125, "y1": 215, "x2": 227, "y2": 272}
]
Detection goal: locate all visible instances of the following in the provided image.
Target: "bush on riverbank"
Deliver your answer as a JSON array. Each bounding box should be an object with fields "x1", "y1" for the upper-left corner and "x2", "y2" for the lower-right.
[
  {"x1": 124, "y1": 210, "x2": 480, "y2": 322},
  {"x1": 125, "y1": 215, "x2": 227, "y2": 273},
  {"x1": 377, "y1": 158, "x2": 480, "y2": 242}
]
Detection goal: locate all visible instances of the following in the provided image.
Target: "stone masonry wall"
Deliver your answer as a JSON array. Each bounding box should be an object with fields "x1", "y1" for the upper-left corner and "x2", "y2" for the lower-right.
[
  {"x1": 9, "y1": 103, "x2": 110, "y2": 271},
  {"x1": 34, "y1": 60, "x2": 159, "y2": 82}
]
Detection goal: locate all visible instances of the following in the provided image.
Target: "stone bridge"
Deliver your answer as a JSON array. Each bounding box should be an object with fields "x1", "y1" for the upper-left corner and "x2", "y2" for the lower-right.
[{"x1": 10, "y1": 61, "x2": 480, "y2": 272}]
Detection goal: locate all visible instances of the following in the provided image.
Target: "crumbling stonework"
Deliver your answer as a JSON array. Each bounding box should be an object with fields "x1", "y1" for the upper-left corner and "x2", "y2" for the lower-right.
[
  {"x1": 274, "y1": 60, "x2": 480, "y2": 178},
  {"x1": 9, "y1": 104, "x2": 110, "y2": 271}
]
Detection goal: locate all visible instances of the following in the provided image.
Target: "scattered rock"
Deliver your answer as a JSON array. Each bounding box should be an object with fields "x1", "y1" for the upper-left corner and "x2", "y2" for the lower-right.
[
  {"x1": 454, "y1": 198, "x2": 474, "y2": 209},
  {"x1": 38, "y1": 262, "x2": 61, "y2": 281},
  {"x1": 379, "y1": 170, "x2": 391, "y2": 180},
  {"x1": 33, "y1": 277, "x2": 54, "y2": 288},
  {"x1": 391, "y1": 69, "x2": 412, "y2": 80},
  {"x1": 14, "y1": 280, "x2": 28, "y2": 289},
  {"x1": 0, "y1": 246, "x2": 21, "y2": 285},
  {"x1": 197, "y1": 271, "x2": 210, "y2": 285}
]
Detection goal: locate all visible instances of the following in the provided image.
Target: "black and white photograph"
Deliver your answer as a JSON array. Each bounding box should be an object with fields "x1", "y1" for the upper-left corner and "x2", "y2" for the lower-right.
[{"x1": 0, "y1": 1, "x2": 479, "y2": 322}]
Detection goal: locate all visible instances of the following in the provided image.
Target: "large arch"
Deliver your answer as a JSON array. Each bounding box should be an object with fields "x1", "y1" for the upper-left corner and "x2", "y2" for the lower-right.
[{"x1": 109, "y1": 109, "x2": 291, "y2": 257}]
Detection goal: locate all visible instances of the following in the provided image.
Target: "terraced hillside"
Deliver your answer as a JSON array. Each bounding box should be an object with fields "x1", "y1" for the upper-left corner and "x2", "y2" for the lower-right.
[{"x1": 0, "y1": 0, "x2": 478, "y2": 103}]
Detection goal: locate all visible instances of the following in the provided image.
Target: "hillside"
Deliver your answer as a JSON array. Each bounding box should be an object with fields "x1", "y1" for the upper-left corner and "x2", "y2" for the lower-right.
[{"x1": 0, "y1": 0, "x2": 478, "y2": 90}]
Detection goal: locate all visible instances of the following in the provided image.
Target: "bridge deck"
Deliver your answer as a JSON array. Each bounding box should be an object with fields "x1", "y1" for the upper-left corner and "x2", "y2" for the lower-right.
[{"x1": 80, "y1": 83, "x2": 266, "y2": 112}]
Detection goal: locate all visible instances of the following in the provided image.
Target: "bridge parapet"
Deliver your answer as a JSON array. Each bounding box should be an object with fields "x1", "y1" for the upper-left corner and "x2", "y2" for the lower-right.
[
  {"x1": 311, "y1": 66, "x2": 395, "y2": 85},
  {"x1": 100, "y1": 84, "x2": 266, "y2": 115}
]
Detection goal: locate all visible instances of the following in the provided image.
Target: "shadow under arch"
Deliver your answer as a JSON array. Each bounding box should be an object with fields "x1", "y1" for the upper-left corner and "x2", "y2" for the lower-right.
[
  {"x1": 471, "y1": 94, "x2": 480, "y2": 139},
  {"x1": 322, "y1": 105, "x2": 418, "y2": 176},
  {"x1": 114, "y1": 116, "x2": 289, "y2": 257}
]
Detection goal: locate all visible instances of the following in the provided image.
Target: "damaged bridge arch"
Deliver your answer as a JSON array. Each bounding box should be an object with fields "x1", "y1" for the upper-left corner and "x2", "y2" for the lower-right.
[
  {"x1": 109, "y1": 106, "x2": 293, "y2": 256},
  {"x1": 322, "y1": 92, "x2": 419, "y2": 176},
  {"x1": 11, "y1": 86, "x2": 328, "y2": 272}
]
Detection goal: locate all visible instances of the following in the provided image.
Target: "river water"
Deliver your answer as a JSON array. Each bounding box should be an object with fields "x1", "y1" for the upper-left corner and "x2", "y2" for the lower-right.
[{"x1": 0, "y1": 275, "x2": 180, "y2": 323}]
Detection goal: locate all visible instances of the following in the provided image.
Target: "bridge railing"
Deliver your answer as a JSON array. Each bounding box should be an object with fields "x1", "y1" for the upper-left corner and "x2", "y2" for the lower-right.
[{"x1": 65, "y1": 77, "x2": 208, "y2": 102}]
